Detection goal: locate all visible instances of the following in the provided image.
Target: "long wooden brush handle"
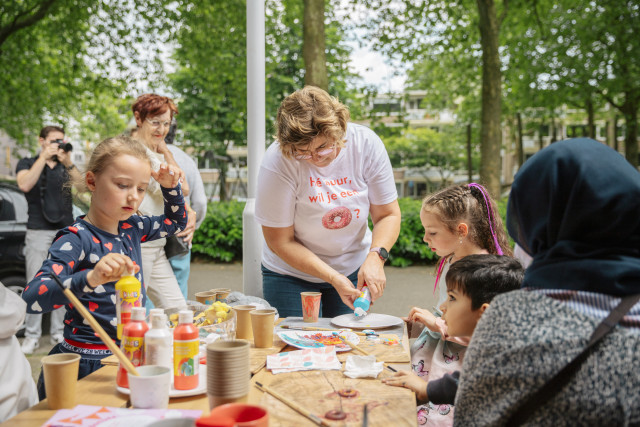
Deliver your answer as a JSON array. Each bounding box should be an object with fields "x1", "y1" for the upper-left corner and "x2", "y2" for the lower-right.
[
  {"x1": 51, "y1": 275, "x2": 139, "y2": 376},
  {"x1": 255, "y1": 382, "x2": 330, "y2": 426}
]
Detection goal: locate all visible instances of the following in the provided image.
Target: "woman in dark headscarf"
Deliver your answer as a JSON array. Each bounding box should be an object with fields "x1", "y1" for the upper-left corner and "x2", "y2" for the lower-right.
[{"x1": 454, "y1": 138, "x2": 640, "y2": 426}]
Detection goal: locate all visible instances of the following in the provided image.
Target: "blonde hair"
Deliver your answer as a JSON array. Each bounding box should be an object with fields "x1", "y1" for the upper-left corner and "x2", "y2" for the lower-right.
[
  {"x1": 422, "y1": 184, "x2": 512, "y2": 256},
  {"x1": 73, "y1": 135, "x2": 151, "y2": 192},
  {"x1": 276, "y1": 86, "x2": 350, "y2": 158}
]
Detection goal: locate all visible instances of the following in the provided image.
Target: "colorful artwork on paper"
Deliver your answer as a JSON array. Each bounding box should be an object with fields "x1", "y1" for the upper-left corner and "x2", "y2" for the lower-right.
[
  {"x1": 267, "y1": 346, "x2": 342, "y2": 374},
  {"x1": 277, "y1": 330, "x2": 360, "y2": 352},
  {"x1": 43, "y1": 405, "x2": 202, "y2": 427}
]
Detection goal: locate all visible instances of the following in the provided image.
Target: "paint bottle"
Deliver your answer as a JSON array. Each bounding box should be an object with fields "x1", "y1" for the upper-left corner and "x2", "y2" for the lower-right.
[
  {"x1": 145, "y1": 313, "x2": 173, "y2": 374},
  {"x1": 115, "y1": 272, "x2": 142, "y2": 339},
  {"x1": 173, "y1": 310, "x2": 199, "y2": 390},
  {"x1": 354, "y1": 284, "x2": 372, "y2": 317},
  {"x1": 116, "y1": 307, "x2": 149, "y2": 388}
]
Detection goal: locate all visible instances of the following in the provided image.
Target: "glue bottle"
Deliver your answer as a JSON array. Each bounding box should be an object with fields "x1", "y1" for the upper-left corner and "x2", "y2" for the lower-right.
[
  {"x1": 115, "y1": 271, "x2": 142, "y2": 339},
  {"x1": 354, "y1": 284, "x2": 372, "y2": 317},
  {"x1": 116, "y1": 307, "x2": 149, "y2": 388},
  {"x1": 145, "y1": 312, "x2": 173, "y2": 373},
  {"x1": 173, "y1": 310, "x2": 199, "y2": 390}
]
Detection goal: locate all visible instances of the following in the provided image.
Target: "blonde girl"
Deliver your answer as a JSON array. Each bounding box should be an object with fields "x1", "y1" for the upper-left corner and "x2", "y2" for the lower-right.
[{"x1": 22, "y1": 136, "x2": 187, "y2": 400}]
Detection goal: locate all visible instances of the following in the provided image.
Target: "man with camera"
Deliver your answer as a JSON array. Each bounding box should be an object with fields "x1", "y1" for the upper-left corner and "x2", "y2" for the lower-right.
[{"x1": 16, "y1": 126, "x2": 81, "y2": 354}]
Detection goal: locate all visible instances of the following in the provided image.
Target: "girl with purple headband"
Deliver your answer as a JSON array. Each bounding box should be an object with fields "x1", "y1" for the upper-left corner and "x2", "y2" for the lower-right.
[{"x1": 402, "y1": 183, "x2": 511, "y2": 426}]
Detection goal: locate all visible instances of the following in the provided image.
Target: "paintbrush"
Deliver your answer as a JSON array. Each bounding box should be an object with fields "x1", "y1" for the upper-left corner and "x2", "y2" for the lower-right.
[
  {"x1": 333, "y1": 332, "x2": 397, "y2": 372},
  {"x1": 255, "y1": 381, "x2": 331, "y2": 426},
  {"x1": 362, "y1": 403, "x2": 369, "y2": 427},
  {"x1": 279, "y1": 325, "x2": 367, "y2": 336},
  {"x1": 50, "y1": 274, "x2": 139, "y2": 377}
]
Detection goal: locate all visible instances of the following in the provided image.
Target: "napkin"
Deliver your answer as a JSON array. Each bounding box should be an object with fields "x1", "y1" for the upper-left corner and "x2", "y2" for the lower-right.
[
  {"x1": 343, "y1": 355, "x2": 384, "y2": 379},
  {"x1": 267, "y1": 346, "x2": 342, "y2": 374}
]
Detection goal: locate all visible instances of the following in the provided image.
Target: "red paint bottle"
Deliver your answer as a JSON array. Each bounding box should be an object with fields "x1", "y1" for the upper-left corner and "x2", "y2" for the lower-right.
[
  {"x1": 173, "y1": 310, "x2": 199, "y2": 390},
  {"x1": 116, "y1": 307, "x2": 149, "y2": 388}
]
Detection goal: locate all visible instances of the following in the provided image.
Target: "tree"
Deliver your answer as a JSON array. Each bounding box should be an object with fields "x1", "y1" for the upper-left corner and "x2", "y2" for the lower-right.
[
  {"x1": 303, "y1": 0, "x2": 328, "y2": 90},
  {"x1": 0, "y1": 0, "x2": 178, "y2": 146}
]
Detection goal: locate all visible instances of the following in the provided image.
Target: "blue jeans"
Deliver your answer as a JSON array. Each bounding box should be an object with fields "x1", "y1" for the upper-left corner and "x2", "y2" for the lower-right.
[
  {"x1": 37, "y1": 343, "x2": 108, "y2": 401},
  {"x1": 169, "y1": 250, "x2": 191, "y2": 300},
  {"x1": 261, "y1": 265, "x2": 358, "y2": 318}
]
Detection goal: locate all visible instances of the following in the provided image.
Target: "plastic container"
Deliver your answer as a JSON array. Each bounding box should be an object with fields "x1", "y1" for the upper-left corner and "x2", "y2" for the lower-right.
[
  {"x1": 145, "y1": 313, "x2": 173, "y2": 373},
  {"x1": 173, "y1": 310, "x2": 199, "y2": 390},
  {"x1": 116, "y1": 307, "x2": 149, "y2": 388},
  {"x1": 353, "y1": 284, "x2": 372, "y2": 317},
  {"x1": 115, "y1": 273, "x2": 142, "y2": 339}
]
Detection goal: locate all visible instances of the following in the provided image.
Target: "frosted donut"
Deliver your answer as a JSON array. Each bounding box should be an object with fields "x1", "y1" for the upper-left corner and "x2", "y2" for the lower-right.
[{"x1": 322, "y1": 207, "x2": 352, "y2": 229}]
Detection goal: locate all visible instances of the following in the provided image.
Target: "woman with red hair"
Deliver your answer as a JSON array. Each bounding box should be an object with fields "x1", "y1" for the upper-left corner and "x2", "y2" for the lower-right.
[{"x1": 131, "y1": 94, "x2": 195, "y2": 311}]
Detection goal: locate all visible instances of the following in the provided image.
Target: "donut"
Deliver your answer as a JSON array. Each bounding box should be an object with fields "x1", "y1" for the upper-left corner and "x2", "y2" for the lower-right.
[{"x1": 322, "y1": 207, "x2": 352, "y2": 229}]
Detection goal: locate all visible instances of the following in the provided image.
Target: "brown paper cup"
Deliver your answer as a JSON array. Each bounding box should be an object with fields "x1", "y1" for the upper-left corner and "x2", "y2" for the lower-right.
[
  {"x1": 233, "y1": 305, "x2": 255, "y2": 340},
  {"x1": 212, "y1": 288, "x2": 231, "y2": 301},
  {"x1": 208, "y1": 394, "x2": 248, "y2": 410},
  {"x1": 195, "y1": 291, "x2": 217, "y2": 305},
  {"x1": 42, "y1": 353, "x2": 82, "y2": 409},
  {"x1": 250, "y1": 309, "x2": 276, "y2": 348},
  {"x1": 300, "y1": 292, "x2": 322, "y2": 323},
  {"x1": 206, "y1": 340, "x2": 250, "y2": 409}
]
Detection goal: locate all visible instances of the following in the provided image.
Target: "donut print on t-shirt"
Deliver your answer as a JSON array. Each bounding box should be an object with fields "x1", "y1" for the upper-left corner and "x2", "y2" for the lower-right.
[{"x1": 321, "y1": 206, "x2": 352, "y2": 229}]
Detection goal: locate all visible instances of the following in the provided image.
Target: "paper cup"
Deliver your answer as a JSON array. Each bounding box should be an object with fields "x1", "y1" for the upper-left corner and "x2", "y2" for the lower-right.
[
  {"x1": 250, "y1": 309, "x2": 276, "y2": 348},
  {"x1": 301, "y1": 292, "x2": 322, "y2": 323},
  {"x1": 128, "y1": 365, "x2": 172, "y2": 409},
  {"x1": 233, "y1": 305, "x2": 255, "y2": 340},
  {"x1": 42, "y1": 353, "x2": 82, "y2": 409},
  {"x1": 207, "y1": 340, "x2": 250, "y2": 410},
  {"x1": 196, "y1": 291, "x2": 217, "y2": 305},
  {"x1": 212, "y1": 288, "x2": 231, "y2": 302}
]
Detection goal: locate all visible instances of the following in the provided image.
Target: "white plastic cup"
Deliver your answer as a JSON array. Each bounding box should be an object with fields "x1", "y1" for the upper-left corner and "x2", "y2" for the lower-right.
[{"x1": 128, "y1": 365, "x2": 172, "y2": 409}]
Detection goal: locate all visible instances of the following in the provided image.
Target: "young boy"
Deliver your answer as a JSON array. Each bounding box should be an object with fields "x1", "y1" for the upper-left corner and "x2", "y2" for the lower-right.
[{"x1": 383, "y1": 254, "x2": 524, "y2": 407}]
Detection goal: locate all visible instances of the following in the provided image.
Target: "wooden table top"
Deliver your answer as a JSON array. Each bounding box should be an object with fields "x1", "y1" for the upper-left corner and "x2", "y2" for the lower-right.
[{"x1": 4, "y1": 319, "x2": 416, "y2": 427}]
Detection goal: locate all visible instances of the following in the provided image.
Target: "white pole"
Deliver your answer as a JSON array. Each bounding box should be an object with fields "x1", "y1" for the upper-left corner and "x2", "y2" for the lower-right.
[{"x1": 243, "y1": 0, "x2": 265, "y2": 297}]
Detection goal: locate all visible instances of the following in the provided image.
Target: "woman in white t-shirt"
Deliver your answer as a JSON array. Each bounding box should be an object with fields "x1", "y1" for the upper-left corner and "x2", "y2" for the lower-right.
[{"x1": 255, "y1": 86, "x2": 401, "y2": 317}]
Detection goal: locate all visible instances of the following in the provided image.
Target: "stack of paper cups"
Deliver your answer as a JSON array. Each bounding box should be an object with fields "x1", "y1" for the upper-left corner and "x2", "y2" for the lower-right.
[{"x1": 206, "y1": 340, "x2": 251, "y2": 409}]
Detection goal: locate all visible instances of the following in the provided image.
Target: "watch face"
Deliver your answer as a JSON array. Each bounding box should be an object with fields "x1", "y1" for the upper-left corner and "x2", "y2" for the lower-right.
[{"x1": 379, "y1": 247, "x2": 389, "y2": 260}]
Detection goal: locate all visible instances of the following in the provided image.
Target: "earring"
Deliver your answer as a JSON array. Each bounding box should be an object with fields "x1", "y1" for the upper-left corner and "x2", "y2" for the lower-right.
[{"x1": 459, "y1": 237, "x2": 463, "y2": 244}]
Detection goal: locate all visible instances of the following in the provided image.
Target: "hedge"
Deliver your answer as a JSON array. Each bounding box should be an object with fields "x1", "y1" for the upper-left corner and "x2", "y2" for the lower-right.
[{"x1": 192, "y1": 197, "x2": 510, "y2": 266}]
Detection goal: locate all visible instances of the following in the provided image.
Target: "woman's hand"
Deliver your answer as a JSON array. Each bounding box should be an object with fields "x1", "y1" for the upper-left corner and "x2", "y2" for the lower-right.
[
  {"x1": 330, "y1": 273, "x2": 361, "y2": 310},
  {"x1": 357, "y1": 252, "x2": 387, "y2": 301},
  {"x1": 86, "y1": 253, "x2": 139, "y2": 289},
  {"x1": 382, "y1": 371, "x2": 428, "y2": 402},
  {"x1": 151, "y1": 163, "x2": 184, "y2": 189},
  {"x1": 176, "y1": 206, "x2": 197, "y2": 244},
  {"x1": 407, "y1": 307, "x2": 439, "y2": 331}
]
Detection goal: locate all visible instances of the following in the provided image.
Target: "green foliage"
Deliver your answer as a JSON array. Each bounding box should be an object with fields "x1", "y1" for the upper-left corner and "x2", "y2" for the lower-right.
[
  {"x1": 384, "y1": 198, "x2": 435, "y2": 267},
  {"x1": 0, "y1": 0, "x2": 178, "y2": 146},
  {"x1": 192, "y1": 200, "x2": 245, "y2": 262}
]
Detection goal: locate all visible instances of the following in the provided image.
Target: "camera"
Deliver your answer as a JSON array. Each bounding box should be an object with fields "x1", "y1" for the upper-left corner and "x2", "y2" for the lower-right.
[{"x1": 52, "y1": 139, "x2": 73, "y2": 152}]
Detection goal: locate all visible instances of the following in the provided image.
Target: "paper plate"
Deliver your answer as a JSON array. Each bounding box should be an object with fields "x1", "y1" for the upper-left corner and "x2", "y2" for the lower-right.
[
  {"x1": 117, "y1": 364, "x2": 207, "y2": 398},
  {"x1": 331, "y1": 313, "x2": 403, "y2": 329},
  {"x1": 277, "y1": 330, "x2": 360, "y2": 352}
]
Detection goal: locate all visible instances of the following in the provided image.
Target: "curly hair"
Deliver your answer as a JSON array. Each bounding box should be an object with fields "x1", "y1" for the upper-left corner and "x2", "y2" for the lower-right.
[
  {"x1": 132, "y1": 93, "x2": 178, "y2": 122},
  {"x1": 422, "y1": 184, "x2": 512, "y2": 256},
  {"x1": 275, "y1": 86, "x2": 349, "y2": 159}
]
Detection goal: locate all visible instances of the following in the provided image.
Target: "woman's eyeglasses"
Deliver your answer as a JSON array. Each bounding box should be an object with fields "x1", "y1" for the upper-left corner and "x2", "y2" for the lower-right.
[
  {"x1": 146, "y1": 118, "x2": 171, "y2": 129},
  {"x1": 293, "y1": 144, "x2": 336, "y2": 160}
]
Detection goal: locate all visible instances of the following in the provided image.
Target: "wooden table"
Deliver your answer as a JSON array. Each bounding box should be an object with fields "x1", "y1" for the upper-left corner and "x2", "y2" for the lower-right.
[{"x1": 4, "y1": 319, "x2": 417, "y2": 427}]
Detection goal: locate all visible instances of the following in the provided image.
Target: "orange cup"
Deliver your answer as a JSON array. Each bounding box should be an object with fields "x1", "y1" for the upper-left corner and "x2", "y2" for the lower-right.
[
  {"x1": 197, "y1": 403, "x2": 268, "y2": 427},
  {"x1": 301, "y1": 292, "x2": 321, "y2": 323}
]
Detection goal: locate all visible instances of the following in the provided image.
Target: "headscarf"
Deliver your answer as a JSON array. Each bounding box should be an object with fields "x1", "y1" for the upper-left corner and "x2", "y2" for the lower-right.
[{"x1": 507, "y1": 138, "x2": 640, "y2": 296}]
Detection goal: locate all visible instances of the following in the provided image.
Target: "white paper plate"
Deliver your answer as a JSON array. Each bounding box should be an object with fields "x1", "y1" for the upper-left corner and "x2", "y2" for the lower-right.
[
  {"x1": 117, "y1": 364, "x2": 207, "y2": 398},
  {"x1": 277, "y1": 330, "x2": 360, "y2": 352},
  {"x1": 331, "y1": 313, "x2": 403, "y2": 329}
]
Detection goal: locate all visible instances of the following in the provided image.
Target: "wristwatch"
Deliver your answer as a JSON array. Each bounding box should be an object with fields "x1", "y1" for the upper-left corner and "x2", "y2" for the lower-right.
[{"x1": 370, "y1": 247, "x2": 389, "y2": 262}]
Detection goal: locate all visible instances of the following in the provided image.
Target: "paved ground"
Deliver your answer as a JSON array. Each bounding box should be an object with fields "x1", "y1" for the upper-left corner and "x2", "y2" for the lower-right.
[{"x1": 22, "y1": 261, "x2": 436, "y2": 383}]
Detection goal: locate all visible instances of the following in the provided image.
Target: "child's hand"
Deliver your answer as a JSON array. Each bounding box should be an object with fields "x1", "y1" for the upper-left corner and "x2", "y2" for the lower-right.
[
  {"x1": 382, "y1": 371, "x2": 428, "y2": 402},
  {"x1": 151, "y1": 163, "x2": 184, "y2": 189},
  {"x1": 408, "y1": 307, "x2": 439, "y2": 331},
  {"x1": 86, "y1": 253, "x2": 139, "y2": 289}
]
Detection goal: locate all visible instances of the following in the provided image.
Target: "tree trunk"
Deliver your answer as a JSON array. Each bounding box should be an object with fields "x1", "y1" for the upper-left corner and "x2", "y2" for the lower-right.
[
  {"x1": 586, "y1": 97, "x2": 595, "y2": 139},
  {"x1": 516, "y1": 112, "x2": 524, "y2": 167},
  {"x1": 551, "y1": 116, "x2": 558, "y2": 143},
  {"x1": 538, "y1": 121, "x2": 544, "y2": 151},
  {"x1": 476, "y1": 0, "x2": 502, "y2": 198},
  {"x1": 621, "y1": 97, "x2": 639, "y2": 167},
  {"x1": 303, "y1": 0, "x2": 328, "y2": 91}
]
